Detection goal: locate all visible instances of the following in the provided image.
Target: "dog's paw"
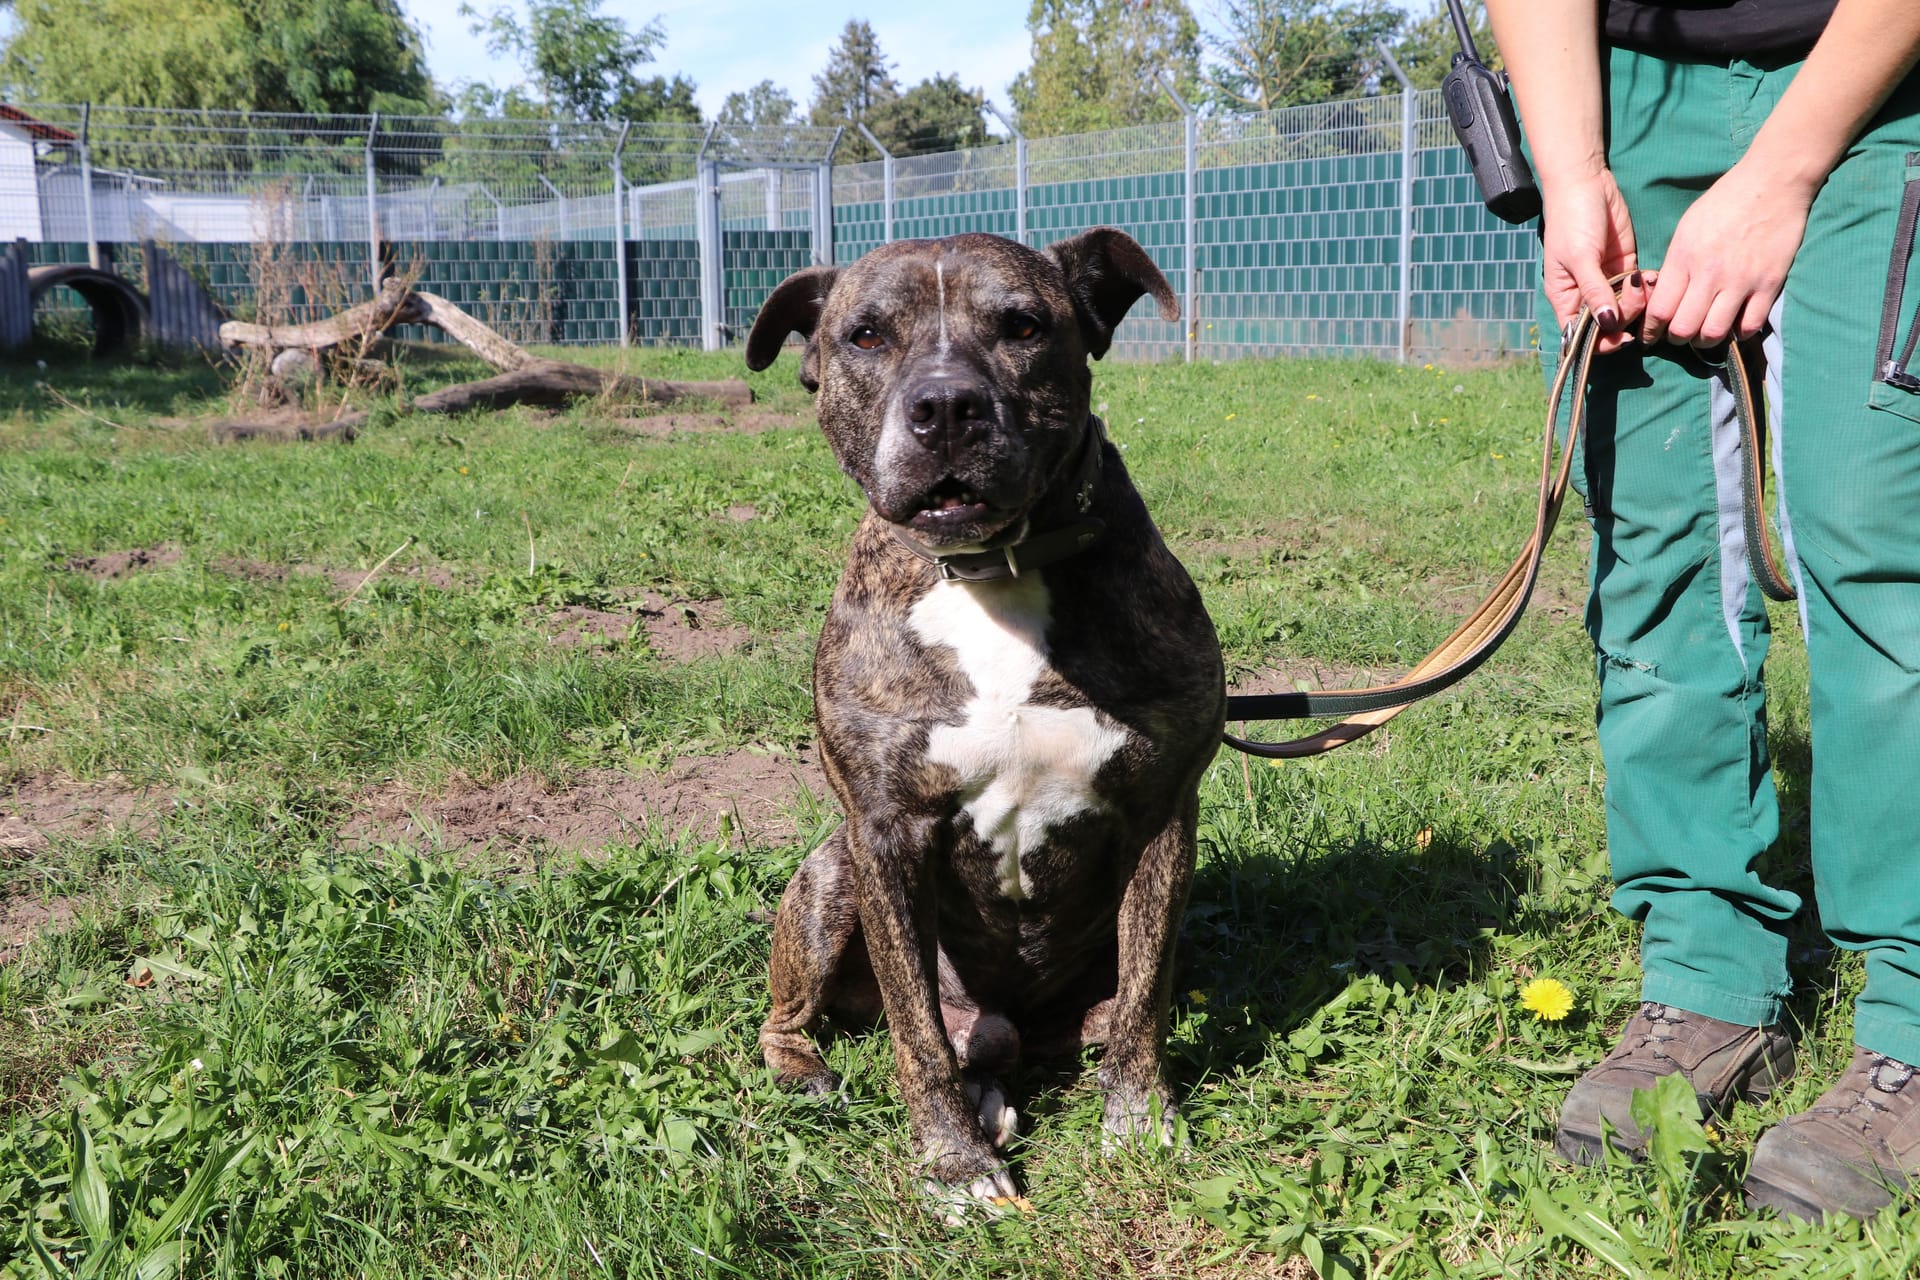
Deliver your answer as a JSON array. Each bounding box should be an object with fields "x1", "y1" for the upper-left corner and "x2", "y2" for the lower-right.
[
  {"x1": 964, "y1": 1075, "x2": 1020, "y2": 1149},
  {"x1": 1100, "y1": 1093, "x2": 1181, "y2": 1156},
  {"x1": 772, "y1": 1066, "x2": 843, "y2": 1103},
  {"x1": 921, "y1": 1166, "x2": 1031, "y2": 1226}
]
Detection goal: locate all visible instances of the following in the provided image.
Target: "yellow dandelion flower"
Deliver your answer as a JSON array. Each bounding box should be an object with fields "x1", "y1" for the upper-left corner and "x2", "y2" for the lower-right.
[
  {"x1": 458, "y1": 466, "x2": 470, "y2": 475},
  {"x1": 1188, "y1": 989, "x2": 1209, "y2": 1005},
  {"x1": 1519, "y1": 978, "x2": 1574, "y2": 1022}
]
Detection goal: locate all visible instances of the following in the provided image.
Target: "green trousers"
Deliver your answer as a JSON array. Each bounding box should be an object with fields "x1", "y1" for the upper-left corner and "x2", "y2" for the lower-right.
[{"x1": 1540, "y1": 47, "x2": 1920, "y2": 1065}]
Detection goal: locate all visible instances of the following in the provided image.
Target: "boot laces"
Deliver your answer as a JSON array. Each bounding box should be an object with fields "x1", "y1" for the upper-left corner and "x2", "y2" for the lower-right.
[
  {"x1": 1817, "y1": 1053, "x2": 1917, "y2": 1134},
  {"x1": 1626, "y1": 1002, "x2": 1688, "y2": 1061}
]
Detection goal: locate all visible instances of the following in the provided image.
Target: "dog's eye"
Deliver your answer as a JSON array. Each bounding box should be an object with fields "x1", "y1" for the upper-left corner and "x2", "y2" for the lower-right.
[
  {"x1": 1004, "y1": 312, "x2": 1046, "y2": 342},
  {"x1": 848, "y1": 326, "x2": 885, "y2": 351}
]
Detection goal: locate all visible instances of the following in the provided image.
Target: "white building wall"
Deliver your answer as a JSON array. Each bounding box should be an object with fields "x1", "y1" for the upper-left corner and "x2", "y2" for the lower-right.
[{"x1": 0, "y1": 126, "x2": 44, "y2": 242}]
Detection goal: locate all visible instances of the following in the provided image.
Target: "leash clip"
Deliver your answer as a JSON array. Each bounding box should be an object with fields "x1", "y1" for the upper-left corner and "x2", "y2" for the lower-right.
[{"x1": 1882, "y1": 362, "x2": 1920, "y2": 392}]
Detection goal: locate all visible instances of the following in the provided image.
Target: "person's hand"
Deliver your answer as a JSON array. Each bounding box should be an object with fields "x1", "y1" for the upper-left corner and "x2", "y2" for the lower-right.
[
  {"x1": 1641, "y1": 157, "x2": 1815, "y2": 346},
  {"x1": 1541, "y1": 167, "x2": 1648, "y2": 354}
]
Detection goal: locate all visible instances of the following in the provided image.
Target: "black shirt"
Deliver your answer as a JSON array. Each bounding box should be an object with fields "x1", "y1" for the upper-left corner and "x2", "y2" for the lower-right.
[{"x1": 1605, "y1": 0, "x2": 1837, "y2": 58}]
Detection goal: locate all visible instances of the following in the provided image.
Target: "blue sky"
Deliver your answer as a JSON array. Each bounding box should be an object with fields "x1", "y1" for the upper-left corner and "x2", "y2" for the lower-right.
[{"x1": 405, "y1": 0, "x2": 1039, "y2": 120}]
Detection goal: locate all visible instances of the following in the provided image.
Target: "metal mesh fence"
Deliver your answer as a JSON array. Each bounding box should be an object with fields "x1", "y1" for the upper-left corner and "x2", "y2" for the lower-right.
[{"x1": 1, "y1": 93, "x2": 1537, "y2": 357}]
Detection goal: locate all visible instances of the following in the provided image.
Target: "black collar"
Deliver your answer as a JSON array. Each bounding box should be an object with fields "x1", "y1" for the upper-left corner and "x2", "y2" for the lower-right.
[{"x1": 886, "y1": 417, "x2": 1109, "y2": 582}]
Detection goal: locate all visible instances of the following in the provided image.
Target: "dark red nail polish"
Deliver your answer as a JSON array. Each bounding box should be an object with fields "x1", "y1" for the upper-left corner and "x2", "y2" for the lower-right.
[
  {"x1": 1628, "y1": 271, "x2": 1643, "y2": 288},
  {"x1": 1597, "y1": 307, "x2": 1620, "y2": 330}
]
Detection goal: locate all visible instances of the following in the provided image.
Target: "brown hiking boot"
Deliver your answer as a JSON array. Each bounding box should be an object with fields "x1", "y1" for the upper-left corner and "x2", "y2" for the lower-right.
[
  {"x1": 1555, "y1": 1002, "x2": 1795, "y2": 1165},
  {"x1": 1745, "y1": 1046, "x2": 1920, "y2": 1219}
]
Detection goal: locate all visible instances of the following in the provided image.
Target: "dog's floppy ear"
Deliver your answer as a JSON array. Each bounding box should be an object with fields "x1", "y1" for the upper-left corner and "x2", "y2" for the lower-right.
[
  {"x1": 1047, "y1": 227, "x2": 1179, "y2": 360},
  {"x1": 745, "y1": 266, "x2": 841, "y2": 388}
]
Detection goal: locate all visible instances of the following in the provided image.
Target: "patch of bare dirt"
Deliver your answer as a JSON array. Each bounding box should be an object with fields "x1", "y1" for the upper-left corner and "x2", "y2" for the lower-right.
[
  {"x1": 635, "y1": 592, "x2": 752, "y2": 660},
  {"x1": 606, "y1": 411, "x2": 808, "y2": 438},
  {"x1": 0, "y1": 774, "x2": 169, "y2": 857},
  {"x1": 214, "y1": 556, "x2": 292, "y2": 584},
  {"x1": 341, "y1": 748, "x2": 829, "y2": 856},
  {"x1": 1416, "y1": 565, "x2": 1587, "y2": 623},
  {"x1": 1170, "y1": 519, "x2": 1325, "y2": 564},
  {"x1": 61, "y1": 544, "x2": 182, "y2": 580},
  {"x1": 0, "y1": 894, "x2": 75, "y2": 967},
  {"x1": 1227, "y1": 657, "x2": 1403, "y2": 700},
  {"x1": 545, "y1": 606, "x2": 637, "y2": 649},
  {"x1": 723, "y1": 504, "x2": 758, "y2": 523}
]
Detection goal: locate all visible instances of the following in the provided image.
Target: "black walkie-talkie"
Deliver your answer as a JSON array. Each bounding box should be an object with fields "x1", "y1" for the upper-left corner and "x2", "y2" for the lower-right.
[{"x1": 1440, "y1": 0, "x2": 1541, "y2": 224}]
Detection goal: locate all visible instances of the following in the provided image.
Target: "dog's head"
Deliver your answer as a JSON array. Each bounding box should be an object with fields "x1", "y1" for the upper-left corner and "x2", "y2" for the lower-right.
[{"x1": 745, "y1": 229, "x2": 1177, "y2": 549}]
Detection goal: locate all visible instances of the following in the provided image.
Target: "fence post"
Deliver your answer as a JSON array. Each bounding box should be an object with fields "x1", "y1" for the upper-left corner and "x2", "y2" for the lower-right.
[
  {"x1": 481, "y1": 185, "x2": 504, "y2": 241},
  {"x1": 815, "y1": 128, "x2": 842, "y2": 267},
  {"x1": 985, "y1": 104, "x2": 1027, "y2": 246},
  {"x1": 364, "y1": 112, "x2": 381, "y2": 295},
  {"x1": 1377, "y1": 42, "x2": 1415, "y2": 364},
  {"x1": 613, "y1": 121, "x2": 630, "y2": 347},
  {"x1": 695, "y1": 124, "x2": 724, "y2": 351},
  {"x1": 1155, "y1": 74, "x2": 1199, "y2": 364},
  {"x1": 78, "y1": 103, "x2": 99, "y2": 269},
  {"x1": 855, "y1": 123, "x2": 895, "y2": 244},
  {"x1": 537, "y1": 175, "x2": 568, "y2": 239}
]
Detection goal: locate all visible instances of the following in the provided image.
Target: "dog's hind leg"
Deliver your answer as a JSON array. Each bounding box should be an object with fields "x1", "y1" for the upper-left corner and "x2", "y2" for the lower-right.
[{"x1": 761, "y1": 828, "x2": 875, "y2": 1094}]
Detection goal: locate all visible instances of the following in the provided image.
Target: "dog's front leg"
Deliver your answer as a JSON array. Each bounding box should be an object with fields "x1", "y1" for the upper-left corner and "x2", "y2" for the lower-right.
[
  {"x1": 846, "y1": 814, "x2": 1017, "y2": 1214},
  {"x1": 1099, "y1": 794, "x2": 1198, "y2": 1150}
]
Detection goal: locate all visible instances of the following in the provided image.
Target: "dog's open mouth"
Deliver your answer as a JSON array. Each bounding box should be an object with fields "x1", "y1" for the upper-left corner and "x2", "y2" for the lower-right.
[{"x1": 908, "y1": 477, "x2": 991, "y2": 530}]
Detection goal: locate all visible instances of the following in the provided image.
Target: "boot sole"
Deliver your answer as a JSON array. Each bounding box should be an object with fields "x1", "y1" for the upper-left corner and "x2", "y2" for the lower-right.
[
  {"x1": 1742, "y1": 1170, "x2": 1898, "y2": 1221},
  {"x1": 1743, "y1": 1174, "x2": 1836, "y2": 1221},
  {"x1": 1554, "y1": 1125, "x2": 1639, "y2": 1167}
]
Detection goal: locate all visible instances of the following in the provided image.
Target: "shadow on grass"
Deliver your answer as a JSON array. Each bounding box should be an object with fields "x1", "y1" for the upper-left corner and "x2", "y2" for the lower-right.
[
  {"x1": 1006, "y1": 819, "x2": 1525, "y2": 1136},
  {"x1": 1171, "y1": 828, "x2": 1519, "y2": 1079},
  {"x1": 0, "y1": 343, "x2": 229, "y2": 417}
]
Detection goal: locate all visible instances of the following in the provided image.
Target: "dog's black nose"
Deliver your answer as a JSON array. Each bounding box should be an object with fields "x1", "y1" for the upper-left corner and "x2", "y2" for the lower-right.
[{"x1": 905, "y1": 375, "x2": 993, "y2": 456}]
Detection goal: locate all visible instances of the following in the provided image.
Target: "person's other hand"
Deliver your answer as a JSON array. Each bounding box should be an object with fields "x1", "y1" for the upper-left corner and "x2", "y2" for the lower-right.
[
  {"x1": 1541, "y1": 168, "x2": 1647, "y2": 354},
  {"x1": 1642, "y1": 158, "x2": 1814, "y2": 347}
]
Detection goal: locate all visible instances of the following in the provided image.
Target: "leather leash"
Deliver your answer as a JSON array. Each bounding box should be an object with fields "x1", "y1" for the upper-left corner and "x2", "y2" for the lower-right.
[{"x1": 1223, "y1": 287, "x2": 1795, "y2": 760}]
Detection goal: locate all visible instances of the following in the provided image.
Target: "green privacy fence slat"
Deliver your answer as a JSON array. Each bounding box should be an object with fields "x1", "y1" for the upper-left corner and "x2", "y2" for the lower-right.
[
  {"x1": 26, "y1": 238, "x2": 702, "y2": 346},
  {"x1": 20, "y1": 106, "x2": 1540, "y2": 359},
  {"x1": 721, "y1": 229, "x2": 812, "y2": 339},
  {"x1": 824, "y1": 136, "x2": 1537, "y2": 362}
]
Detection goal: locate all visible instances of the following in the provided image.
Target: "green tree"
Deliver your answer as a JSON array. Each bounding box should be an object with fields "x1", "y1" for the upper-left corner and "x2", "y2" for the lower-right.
[
  {"x1": 461, "y1": 0, "x2": 692, "y2": 120},
  {"x1": 1009, "y1": 0, "x2": 1201, "y2": 137},
  {"x1": 1202, "y1": 0, "x2": 1403, "y2": 112},
  {"x1": 868, "y1": 74, "x2": 987, "y2": 156},
  {"x1": 617, "y1": 73, "x2": 702, "y2": 125},
  {"x1": 807, "y1": 19, "x2": 898, "y2": 161},
  {"x1": 0, "y1": 0, "x2": 434, "y2": 115},
  {"x1": 1391, "y1": 0, "x2": 1497, "y2": 88},
  {"x1": 719, "y1": 79, "x2": 800, "y2": 128}
]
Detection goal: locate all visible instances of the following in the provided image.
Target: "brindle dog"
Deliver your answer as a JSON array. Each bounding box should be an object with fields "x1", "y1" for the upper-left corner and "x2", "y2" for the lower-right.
[{"x1": 746, "y1": 229, "x2": 1225, "y2": 1217}]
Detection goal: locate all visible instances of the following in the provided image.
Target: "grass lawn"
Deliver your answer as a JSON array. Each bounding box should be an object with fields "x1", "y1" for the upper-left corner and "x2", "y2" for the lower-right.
[{"x1": 1, "y1": 336, "x2": 1914, "y2": 1277}]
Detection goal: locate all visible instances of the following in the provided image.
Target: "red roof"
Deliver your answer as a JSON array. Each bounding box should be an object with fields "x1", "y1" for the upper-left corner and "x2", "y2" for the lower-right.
[{"x1": 0, "y1": 104, "x2": 77, "y2": 144}]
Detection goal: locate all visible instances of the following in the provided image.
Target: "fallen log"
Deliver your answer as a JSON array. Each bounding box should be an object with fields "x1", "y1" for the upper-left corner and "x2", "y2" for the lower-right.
[{"x1": 215, "y1": 283, "x2": 752, "y2": 427}]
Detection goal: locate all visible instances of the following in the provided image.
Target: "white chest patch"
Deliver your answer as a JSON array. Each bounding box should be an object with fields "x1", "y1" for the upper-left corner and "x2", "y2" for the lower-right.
[{"x1": 908, "y1": 576, "x2": 1130, "y2": 900}]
